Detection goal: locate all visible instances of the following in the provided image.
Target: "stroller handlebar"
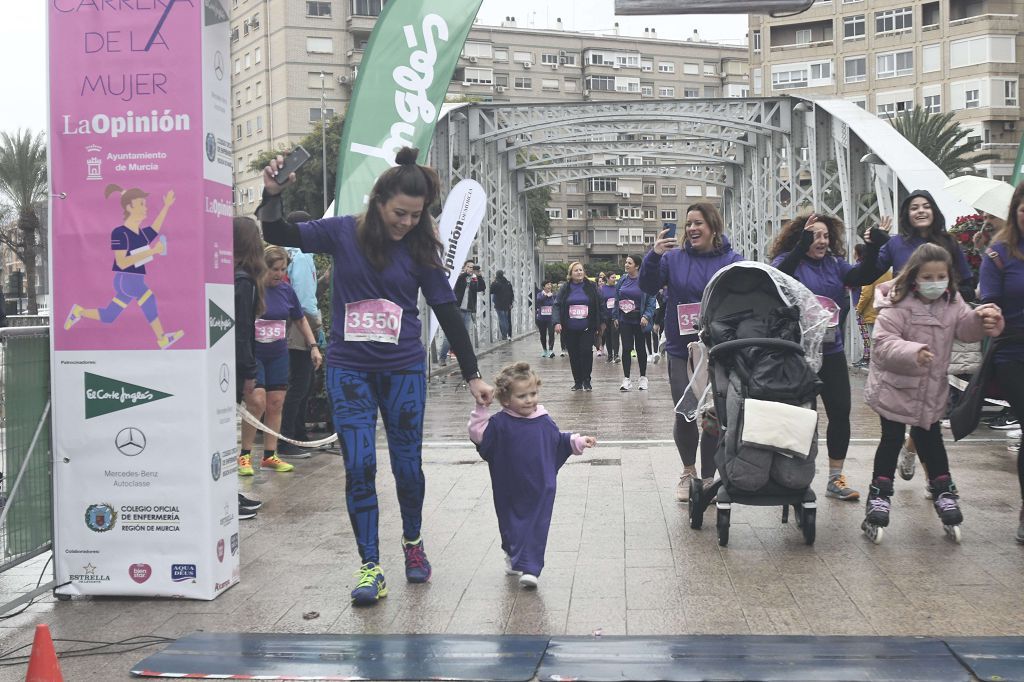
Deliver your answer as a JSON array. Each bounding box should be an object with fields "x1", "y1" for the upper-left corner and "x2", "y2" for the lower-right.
[{"x1": 707, "y1": 338, "x2": 805, "y2": 359}]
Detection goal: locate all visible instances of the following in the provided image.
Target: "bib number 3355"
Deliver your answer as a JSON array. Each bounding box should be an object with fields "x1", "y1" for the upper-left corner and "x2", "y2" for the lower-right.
[{"x1": 344, "y1": 299, "x2": 403, "y2": 344}]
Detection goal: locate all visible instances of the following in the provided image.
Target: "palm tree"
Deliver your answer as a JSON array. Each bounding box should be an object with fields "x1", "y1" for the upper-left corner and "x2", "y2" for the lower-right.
[
  {"x1": 0, "y1": 130, "x2": 47, "y2": 314},
  {"x1": 890, "y1": 106, "x2": 998, "y2": 178}
]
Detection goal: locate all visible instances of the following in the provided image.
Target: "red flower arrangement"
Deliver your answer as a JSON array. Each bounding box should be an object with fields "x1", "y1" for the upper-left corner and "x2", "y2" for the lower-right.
[{"x1": 948, "y1": 214, "x2": 986, "y2": 280}]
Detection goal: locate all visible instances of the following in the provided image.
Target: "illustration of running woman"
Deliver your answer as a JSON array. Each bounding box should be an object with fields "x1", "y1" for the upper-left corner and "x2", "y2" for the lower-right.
[{"x1": 64, "y1": 184, "x2": 183, "y2": 349}]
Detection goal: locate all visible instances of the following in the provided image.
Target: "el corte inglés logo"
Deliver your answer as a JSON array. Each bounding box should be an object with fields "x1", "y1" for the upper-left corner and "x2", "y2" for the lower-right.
[
  {"x1": 208, "y1": 299, "x2": 234, "y2": 346},
  {"x1": 84, "y1": 372, "x2": 172, "y2": 419}
]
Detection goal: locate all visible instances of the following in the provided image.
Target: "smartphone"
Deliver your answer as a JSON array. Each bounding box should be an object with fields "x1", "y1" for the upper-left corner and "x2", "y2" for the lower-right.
[
  {"x1": 663, "y1": 222, "x2": 677, "y2": 239},
  {"x1": 274, "y1": 146, "x2": 311, "y2": 184}
]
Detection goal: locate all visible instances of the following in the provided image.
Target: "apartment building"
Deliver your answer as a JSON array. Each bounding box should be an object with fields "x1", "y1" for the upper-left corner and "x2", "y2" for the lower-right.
[
  {"x1": 229, "y1": 0, "x2": 748, "y2": 267},
  {"x1": 749, "y1": 0, "x2": 1023, "y2": 181}
]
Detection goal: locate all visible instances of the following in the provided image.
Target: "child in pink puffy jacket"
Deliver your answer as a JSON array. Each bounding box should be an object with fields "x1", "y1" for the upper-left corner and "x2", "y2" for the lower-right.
[{"x1": 862, "y1": 243, "x2": 1003, "y2": 541}]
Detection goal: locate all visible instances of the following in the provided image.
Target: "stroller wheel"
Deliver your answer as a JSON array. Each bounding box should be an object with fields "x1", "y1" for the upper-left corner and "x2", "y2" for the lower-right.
[
  {"x1": 688, "y1": 481, "x2": 703, "y2": 530},
  {"x1": 801, "y1": 507, "x2": 816, "y2": 545},
  {"x1": 716, "y1": 508, "x2": 731, "y2": 547}
]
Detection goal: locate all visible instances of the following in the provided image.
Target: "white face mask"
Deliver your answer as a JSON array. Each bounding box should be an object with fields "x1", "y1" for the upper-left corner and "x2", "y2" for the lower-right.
[{"x1": 916, "y1": 279, "x2": 948, "y2": 300}]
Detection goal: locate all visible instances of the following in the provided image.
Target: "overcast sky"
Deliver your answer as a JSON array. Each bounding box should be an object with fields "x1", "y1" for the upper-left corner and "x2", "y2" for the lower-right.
[{"x1": 0, "y1": 2, "x2": 747, "y2": 136}]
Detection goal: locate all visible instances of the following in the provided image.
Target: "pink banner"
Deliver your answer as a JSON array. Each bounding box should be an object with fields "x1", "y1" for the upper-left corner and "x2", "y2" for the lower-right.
[{"x1": 50, "y1": 1, "x2": 227, "y2": 351}]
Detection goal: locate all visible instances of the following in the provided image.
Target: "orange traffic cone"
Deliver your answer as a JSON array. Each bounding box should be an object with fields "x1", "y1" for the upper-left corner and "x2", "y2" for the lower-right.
[{"x1": 25, "y1": 624, "x2": 63, "y2": 682}]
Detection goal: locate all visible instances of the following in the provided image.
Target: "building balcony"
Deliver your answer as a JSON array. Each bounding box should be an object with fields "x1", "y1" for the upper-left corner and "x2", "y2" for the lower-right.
[
  {"x1": 947, "y1": 13, "x2": 1020, "y2": 35},
  {"x1": 346, "y1": 14, "x2": 378, "y2": 33},
  {"x1": 769, "y1": 39, "x2": 834, "y2": 53}
]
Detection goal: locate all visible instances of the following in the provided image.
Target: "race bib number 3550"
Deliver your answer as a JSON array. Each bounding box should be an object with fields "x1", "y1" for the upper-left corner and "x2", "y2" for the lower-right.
[{"x1": 344, "y1": 299, "x2": 403, "y2": 344}]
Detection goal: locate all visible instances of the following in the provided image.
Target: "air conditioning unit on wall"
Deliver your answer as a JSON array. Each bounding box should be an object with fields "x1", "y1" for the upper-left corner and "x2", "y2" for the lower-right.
[{"x1": 469, "y1": 56, "x2": 478, "y2": 63}]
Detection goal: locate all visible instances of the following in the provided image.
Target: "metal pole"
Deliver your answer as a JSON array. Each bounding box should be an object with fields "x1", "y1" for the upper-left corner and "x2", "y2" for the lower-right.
[{"x1": 321, "y1": 71, "x2": 328, "y2": 214}]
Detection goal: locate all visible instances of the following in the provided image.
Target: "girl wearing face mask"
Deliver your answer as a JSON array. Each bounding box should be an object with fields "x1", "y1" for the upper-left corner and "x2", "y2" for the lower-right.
[
  {"x1": 769, "y1": 212, "x2": 887, "y2": 503},
  {"x1": 861, "y1": 243, "x2": 1003, "y2": 543}
]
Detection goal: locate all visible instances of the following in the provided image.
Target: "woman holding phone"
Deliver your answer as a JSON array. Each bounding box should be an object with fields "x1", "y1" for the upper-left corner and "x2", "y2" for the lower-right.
[
  {"x1": 640, "y1": 203, "x2": 742, "y2": 501},
  {"x1": 257, "y1": 147, "x2": 494, "y2": 607}
]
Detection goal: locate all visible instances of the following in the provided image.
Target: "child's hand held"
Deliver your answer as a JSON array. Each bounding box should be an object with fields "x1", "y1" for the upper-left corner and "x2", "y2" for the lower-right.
[
  {"x1": 916, "y1": 347, "x2": 934, "y2": 366},
  {"x1": 583, "y1": 436, "x2": 597, "y2": 448}
]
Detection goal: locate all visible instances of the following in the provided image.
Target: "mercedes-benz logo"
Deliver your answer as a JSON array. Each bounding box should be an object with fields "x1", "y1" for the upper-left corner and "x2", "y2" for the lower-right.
[
  {"x1": 214, "y1": 51, "x2": 225, "y2": 81},
  {"x1": 115, "y1": 427, "x2": 146, "y2": 457},
  {"x1": 219, "y1": 364, "x2": 230, "y2": 393}
]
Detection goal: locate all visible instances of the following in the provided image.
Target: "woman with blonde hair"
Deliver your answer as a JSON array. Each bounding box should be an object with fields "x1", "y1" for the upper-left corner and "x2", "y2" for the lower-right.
[
  {"x1": 237, "y1": 246, "x2": 321, "y2": 478},
  {"x1": 552, "y1": 262, "x2": 601, "y2": 391}
]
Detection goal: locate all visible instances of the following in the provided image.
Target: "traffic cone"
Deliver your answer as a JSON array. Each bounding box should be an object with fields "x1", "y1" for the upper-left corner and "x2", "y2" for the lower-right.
[{"x1": 25, "y1": 624, "x2": 63, "y2": 682}]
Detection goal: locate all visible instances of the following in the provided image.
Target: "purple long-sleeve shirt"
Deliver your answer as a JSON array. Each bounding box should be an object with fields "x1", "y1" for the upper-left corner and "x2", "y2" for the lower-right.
[
  {"x1": 639, "y1": 237, "x2": 743, "y2": 358},
  {"x1": 979, "y1": 242, "x2": 1024, "y2": 362}
]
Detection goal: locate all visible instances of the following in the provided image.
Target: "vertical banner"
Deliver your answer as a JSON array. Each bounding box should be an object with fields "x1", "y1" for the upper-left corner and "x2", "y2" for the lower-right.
[
  {"x1": 48, "y1": 0, "x2": 239, "y2": 598},
  {"x1": 334, "y1": 0, "x2": 485, "y2": 217},
  {"x1": 428, "y1": 179, "x2": 486, "y2": 343}
]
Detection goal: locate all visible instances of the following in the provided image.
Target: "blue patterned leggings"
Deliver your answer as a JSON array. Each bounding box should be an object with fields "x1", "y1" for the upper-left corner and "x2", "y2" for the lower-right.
[{"x1": 327, "y1": 364, "x2": 426, "y2": 564}]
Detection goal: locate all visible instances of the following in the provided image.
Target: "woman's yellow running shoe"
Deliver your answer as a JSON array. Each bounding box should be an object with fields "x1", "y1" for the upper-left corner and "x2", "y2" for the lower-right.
[
  {"x1": 238, "y1": 454, "x2": 254, "y2": 476},
  {"x1": 261, "y1": 454, "x2": 294, "y2": 472}
]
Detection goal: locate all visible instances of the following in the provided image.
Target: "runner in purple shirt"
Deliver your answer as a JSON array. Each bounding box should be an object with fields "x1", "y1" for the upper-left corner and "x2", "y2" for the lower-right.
[
  {"x1": 770, "y1": 212, "x2": 887, "y2": 504},
  {"x1": 259, "y1": 147, "x2": 495, "y2": 607},
  {"x1": 236, "y1": 247, "x2": 321, "y2": 478},
  {"x1": 977, "y1": 181, "x2": 1024, "y2": 543},
  {"x1": 640, "y1": 203, "x2": 742, "y2": 502}
]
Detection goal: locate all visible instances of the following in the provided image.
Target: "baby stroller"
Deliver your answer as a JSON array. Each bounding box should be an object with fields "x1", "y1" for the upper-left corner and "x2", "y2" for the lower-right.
[{"x1": 685, "y1": 262, "x2": 831, "y2": 546}]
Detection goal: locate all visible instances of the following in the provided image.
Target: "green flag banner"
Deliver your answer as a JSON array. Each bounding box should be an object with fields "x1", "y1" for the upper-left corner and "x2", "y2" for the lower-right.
[
  {"x1": 1011, "y1": 132, "x2": 1024, "y2": 186},
  {"x1": 334, "y1": 0, "x2": 484, "y2": 216}
]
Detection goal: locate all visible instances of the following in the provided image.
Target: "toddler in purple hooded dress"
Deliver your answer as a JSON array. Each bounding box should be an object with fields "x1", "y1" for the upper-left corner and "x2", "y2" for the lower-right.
[{"x1": 468, "y1": 362, "x2": 597, "y2": 588}]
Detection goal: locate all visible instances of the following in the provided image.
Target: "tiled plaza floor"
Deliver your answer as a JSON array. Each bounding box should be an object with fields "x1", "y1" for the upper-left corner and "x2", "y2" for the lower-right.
[{"x1": 0, "y1": 335, "x2": 1021, "y2": 680}]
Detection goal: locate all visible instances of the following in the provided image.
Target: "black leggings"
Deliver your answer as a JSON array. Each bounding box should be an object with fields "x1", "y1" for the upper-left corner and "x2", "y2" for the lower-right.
[
  {"x1": 668, "y1": 354, "x2": 718, "y2": 478},
  {"x1": 563, "y1": 327, "x2": 595, "y2": 386},
  {"x1": 645, "y1": 329, "x2": 659, "y2": 355},
  {"x1": 873, "y1": 417, "x2": 949, "y2": 482},
  {"x1": 536, "y1": 319, "x2": 554, "y2": 351},
  {"x1": 995, "y1": 359, "x2": 1024, "y2": 500},
  {"x1": 817, "y1": 351, "x2": 851, "y2": 462},
  {"x1": 602, "y1": 321, "x2": 619, "y2": 358},
  {"x1": 619, "y1": 323, "x2": 647, "y2": 378}
]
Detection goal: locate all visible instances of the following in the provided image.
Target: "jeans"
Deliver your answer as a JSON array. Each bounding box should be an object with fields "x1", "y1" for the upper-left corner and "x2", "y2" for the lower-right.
[
  {"x1": 496, "y1": 309, "x2": 512, "y2": 340},
  {"x1": 438, "y1": 309, "x2": 472, "y2": 361}
]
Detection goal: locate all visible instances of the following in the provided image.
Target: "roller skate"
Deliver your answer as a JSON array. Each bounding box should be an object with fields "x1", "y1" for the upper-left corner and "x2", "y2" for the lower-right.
[
  {"x1": 861, "y1": 476, "x2": 893, "y2": 544},
  {"x1": 930, "y1": 475, "x2": 962, "y2": 544}
]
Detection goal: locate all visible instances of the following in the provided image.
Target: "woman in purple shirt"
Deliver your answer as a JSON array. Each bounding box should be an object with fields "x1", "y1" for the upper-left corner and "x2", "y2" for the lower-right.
[
  {"x1": 978, "y1": 181, "x2": 1024, "y2": 543},
  {"x1": 770, "y1": 212, "x2": 886, "y2": 504},
  {"x1": 614, "y1": 256, "x2": 658, "y2": 392},
  {"x1": 535, "y1": 281, "x2": 556, "y2": 358},
  {"x1": 640, "y1": 203, "x2": 742, "y2": 501},
  {"x1": 237, "y1": 247, "x2": 321, "y2": 478},
  {"x1": 258, "y1": 147, "x2": 495, "y2": 607},
  {"x1": 552, "y1": 262, "x2": 601, "y2": 391}
]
